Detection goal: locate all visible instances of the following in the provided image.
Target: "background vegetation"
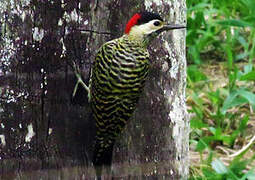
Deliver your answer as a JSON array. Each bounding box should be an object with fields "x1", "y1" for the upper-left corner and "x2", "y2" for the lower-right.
[{"x1": 187, "y1": 0, "x2": 255, "y2": 179}]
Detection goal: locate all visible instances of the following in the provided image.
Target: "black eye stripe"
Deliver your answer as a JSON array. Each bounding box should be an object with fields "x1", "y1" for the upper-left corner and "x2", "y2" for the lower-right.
[{"x1": 154, "y1": 21, "x2": 160, "y2": 26}]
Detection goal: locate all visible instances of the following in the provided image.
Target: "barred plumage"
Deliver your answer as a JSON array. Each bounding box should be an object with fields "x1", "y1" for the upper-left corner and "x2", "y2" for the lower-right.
[{"x1": 91, "y1": 34, "x2": 150, "y2": 169}]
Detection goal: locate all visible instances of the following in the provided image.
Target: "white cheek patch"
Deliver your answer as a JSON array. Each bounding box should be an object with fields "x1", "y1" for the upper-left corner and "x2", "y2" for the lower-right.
[
  {"x1": 138, "y1": 24, "x2": 154, "y2": 34},
  {"x1": 140, "y1": 20, "x2": 162, "y2": 34},
  {"x1": 131, "y1": 20, "x2": 163, "y2": 35}
]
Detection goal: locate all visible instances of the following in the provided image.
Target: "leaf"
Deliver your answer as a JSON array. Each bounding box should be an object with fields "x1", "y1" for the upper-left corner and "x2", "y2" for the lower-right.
[
  {"x1": 208, "y1": 89, "x2": 221, "y2": 105},
  {"x1": 221, "y1": 90, "x2": 248, "y2": 114},
  {"x1": 188, "y1": 46, "x2": 201, "y2": 64},
  {"x1": 202, "y1": 168, "x2": 222, "y2": 179},
  {"x1": 221, "y1": 135, "x2": 233, "y2": 145},
  {"x1": 247, "y1": 173, "x2": 255, "y2": 180},
  {"x1": 236, "y1": 52, "x2": 249, "y2": 61},
  {"x1": 208, "y1": 127, "x2": 216, "y2": 135},
  {"x1": 244, "y1": 64, "x2": 253, "y2": 74},
  {"x1": 239, "y1": 71, "x2": 255, "y2": 81},
  {"x1": 237, "y1": 36, "x2": 248, "y2": 49},
  {"x1": 190, "y1": 118, "x2": 208, "y2": 129},
  {"x1": 214, "y1": 128, "x2": 223, "y2": 139},
  {"x1": 241, "y1": 0, "x2": 255, "y2": 14},
  {"x1": 239, "y1": 115, "x2": 249, "y2": 133},
  {"x1": 221, "y1": 88, "x2": 255, "y2": 114},
  {"x1": 238, "y1": 89, "x2": 255, "y2": 105},
  {"x1": 195, "y1": 136, "x2": 215, "y2": 152},
  {"x1": 188, "y1": 3, "x2": 210, "y2": 12},
  {"x1": 187, "y1": 65, "x2": 207, "y2": 82},
  {"x1": 196, "y1": 138, "x2": 208, "y2": 152},
  {"x1": 191, "y1": 92, "x2": 204, "y2": 107},
  {"x1": 191, "y1": 106, "x2": 204, "y2": 120},
  {"x1": 240, "y1": 168, "x2": 255, "y2": 180},
  {"x1": 230, "y1": 159, "x2": 249, "y2": 176},
  {"x1": 211, "y1": 159, "x2": 228, "y2": 174},
  {"x1": 216, "y1": 19, "x2": 253, "y2": 27},
  {"x1": 244, "y1": 16, "x2": 255, "y2": 24}
]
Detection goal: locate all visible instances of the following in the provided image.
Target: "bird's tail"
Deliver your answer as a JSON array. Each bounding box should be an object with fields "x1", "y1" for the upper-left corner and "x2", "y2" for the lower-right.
[{"x1": 92, "y1": 138, "x2": 115, "y2": 178}]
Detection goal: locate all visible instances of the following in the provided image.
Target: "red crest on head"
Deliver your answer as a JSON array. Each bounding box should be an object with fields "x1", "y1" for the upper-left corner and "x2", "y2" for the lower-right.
[{"x1": 125, "y1": 13, "x2": 141, "y2": 34}]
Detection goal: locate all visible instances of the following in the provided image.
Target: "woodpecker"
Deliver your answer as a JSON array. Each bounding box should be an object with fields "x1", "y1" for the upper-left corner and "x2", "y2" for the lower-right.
[{"x1": 72, "y1": 11, "x2": 185, "y2": 178}]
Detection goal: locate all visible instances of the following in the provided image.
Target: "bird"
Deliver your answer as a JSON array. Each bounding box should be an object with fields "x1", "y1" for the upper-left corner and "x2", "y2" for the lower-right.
[{"x1": 72, "y1": 11, "x2": 185, "y2": 178}]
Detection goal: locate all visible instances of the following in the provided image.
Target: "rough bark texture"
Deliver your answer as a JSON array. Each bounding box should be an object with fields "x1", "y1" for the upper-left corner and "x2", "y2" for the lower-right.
[{"x1": 0, "y1": 0, "x2": 188, "y2": 179}]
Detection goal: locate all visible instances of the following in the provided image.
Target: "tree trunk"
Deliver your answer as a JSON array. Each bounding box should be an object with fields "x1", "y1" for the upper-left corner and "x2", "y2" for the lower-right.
[
  {"x1": 0, "y1": 0, "x2": 188, "y2": 179},
  {"x1": 113, "y1": 1, "x2": 188, "y2": 179}
]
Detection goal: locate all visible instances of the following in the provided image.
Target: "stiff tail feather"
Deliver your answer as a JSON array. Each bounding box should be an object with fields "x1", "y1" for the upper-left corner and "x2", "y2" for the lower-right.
[{"x1": 92, "y1": 138, "x2": 115, "y2": 178}]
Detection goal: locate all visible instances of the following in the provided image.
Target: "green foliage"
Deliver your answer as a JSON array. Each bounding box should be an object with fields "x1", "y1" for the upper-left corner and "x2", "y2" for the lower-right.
[
  {"x1": 187, "y1": 0, "x2": 255, "y2": 179},
  {"x1": 187, "y1": 65, "x2": 207, "y2": 85},
  {"x1": 187, "y1": 0, "x2": 255, "y2": 64}
]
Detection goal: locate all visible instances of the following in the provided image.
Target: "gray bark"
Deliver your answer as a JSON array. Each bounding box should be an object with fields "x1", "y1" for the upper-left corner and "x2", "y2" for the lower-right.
[{"x1": 0, "y1": 0, "x2": 188, "y2": 179}]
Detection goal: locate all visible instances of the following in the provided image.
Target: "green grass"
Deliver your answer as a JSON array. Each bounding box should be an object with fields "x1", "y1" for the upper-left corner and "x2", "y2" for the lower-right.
[{"x1": 187, "y1": 0, "x2": 255, "y2": 179}]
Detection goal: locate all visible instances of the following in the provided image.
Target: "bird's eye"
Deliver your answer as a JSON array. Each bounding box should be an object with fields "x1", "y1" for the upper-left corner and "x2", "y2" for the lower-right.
[{"x1": 154, "y1": 21, "x2": 161, "y2": 26}]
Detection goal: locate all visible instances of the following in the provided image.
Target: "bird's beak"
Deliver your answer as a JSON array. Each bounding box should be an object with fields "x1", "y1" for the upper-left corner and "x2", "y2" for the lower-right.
[
  {"x1": 162, "y1": 24, "x2": 186, "y2": 31},
  {"x1": 155, "y1": 24, "x2": 186, "y2": 34}
]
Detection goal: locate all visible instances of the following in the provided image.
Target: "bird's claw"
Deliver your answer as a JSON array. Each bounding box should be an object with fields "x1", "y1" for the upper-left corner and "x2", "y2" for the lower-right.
[{"x1": 71, "y1": 61, "x2": 90, "y2": 97}]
